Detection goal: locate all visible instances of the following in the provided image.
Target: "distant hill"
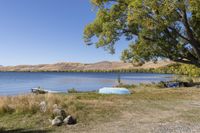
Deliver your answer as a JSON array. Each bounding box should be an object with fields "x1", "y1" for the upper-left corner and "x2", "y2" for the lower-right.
[{"x1": 0, "y1": 60, "x2": 174, "y2": 72}]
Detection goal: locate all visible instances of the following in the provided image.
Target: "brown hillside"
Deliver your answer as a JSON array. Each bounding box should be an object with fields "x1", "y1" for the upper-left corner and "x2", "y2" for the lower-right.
[{"x1": 0, "y1": 60, "x2": 174, "y2": 72}]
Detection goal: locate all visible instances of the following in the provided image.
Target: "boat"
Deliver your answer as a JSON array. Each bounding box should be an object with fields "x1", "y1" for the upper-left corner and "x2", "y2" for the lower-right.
[
  {"x1": 31, "y1": 87, "x2": 61, "y2": 94},
  {"x1": 99, "y1": 87, "x2": 131, "y2": 95}
]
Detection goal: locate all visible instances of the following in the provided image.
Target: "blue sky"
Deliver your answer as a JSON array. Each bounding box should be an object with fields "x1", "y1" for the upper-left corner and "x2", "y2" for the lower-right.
[{"x1": 0, "y1": 0, "x2": 129, "y2": 66}]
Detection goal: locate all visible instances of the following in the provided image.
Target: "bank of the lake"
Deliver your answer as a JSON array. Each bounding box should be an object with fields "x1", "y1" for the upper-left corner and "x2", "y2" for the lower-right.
[{"x1": 1, "y1": 85, "x2": 200, "y2": 133}]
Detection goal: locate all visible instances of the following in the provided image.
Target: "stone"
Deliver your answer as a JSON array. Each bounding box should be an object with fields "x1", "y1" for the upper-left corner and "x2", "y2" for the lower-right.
[
  {"x1": 39, "y1": 101, "x2": 47, "y2": 112},
  {"x1": 51, "y1": 116, "x2": 63, "y2": 126},
  {"x1": 52, "y1": 108, "x2": 67, "y2": 120},
  {"x1": 195, "y1": 85, "x2": 200, "y2": 88},
  {"x1": 53, "y1": 104, "x2": 58, "y2": 109},
  {"x1": 63, "y1": 115, "x2": 77, "y2": 125}
]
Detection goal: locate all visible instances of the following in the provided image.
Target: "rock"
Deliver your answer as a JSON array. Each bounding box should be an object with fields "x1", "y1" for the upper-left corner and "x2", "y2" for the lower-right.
[
  {"x1": 63, "y1": 115, "x2": 77, "y2": 125},
  {"x1": 53, "y1": 104, "x2": 58, "y2": 109},
  {"x1": 195, "y1": 85, "x2": 200, "y2": 88},
  {"x1": 39, "y1": 101, "x2": 47, "y2": 112},
  {"x1": 53, "y1": 108, "x2": 67, "y2": 120},
  {"x1": 56, "y1": 116, "x2": 63, "y2": 120},
  {"x1": 51, "y1": 116, "x2": 63, "y2": 126}
]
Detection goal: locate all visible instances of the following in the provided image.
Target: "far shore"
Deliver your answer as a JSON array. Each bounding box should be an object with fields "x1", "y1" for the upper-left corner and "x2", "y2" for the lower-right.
[
  {"x1": 0, "y1": 61, "x2": 199, "y2": 77},
  {"x1": 0, "y1": 60, "x2": 174, "y2": 72}
]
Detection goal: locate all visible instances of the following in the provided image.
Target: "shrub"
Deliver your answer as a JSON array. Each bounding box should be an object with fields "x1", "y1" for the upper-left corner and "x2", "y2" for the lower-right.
[{"x1": 68, "y1": 88, "x2": 78, "y2": 93}]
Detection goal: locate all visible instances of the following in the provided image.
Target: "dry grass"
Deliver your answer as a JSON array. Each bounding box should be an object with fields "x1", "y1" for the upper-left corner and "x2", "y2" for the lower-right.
[{"x1": 0, "y1": 93, "x2": 119, "y2": 128}]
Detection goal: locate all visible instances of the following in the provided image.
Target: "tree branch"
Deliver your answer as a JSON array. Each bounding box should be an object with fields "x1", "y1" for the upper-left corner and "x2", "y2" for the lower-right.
[
  {"x1": 168, "y1": 27, "x2": 190, "y2": 42},
  {"x1": 171, "y1": 59, "x2": 193, "y2": 65},
  {"x1": 182, "y1": 8, "x2": 200, "y2": 59}
]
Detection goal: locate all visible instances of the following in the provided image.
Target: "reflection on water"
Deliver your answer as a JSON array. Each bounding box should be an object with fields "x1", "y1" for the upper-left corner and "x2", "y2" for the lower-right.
[{"x1": 0, "y1": 72, "x2": 174, "y2": 96}]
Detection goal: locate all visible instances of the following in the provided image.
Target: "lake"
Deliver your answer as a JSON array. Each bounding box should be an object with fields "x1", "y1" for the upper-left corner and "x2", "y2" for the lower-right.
[{"x1": 0, "y1": 72, "x2": 174, "y2": 96}]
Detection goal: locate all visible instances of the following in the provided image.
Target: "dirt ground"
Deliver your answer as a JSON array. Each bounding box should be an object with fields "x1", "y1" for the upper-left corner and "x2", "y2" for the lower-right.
[{"x1": 65, "y1": 102, "x2": 200, "y2": 133}]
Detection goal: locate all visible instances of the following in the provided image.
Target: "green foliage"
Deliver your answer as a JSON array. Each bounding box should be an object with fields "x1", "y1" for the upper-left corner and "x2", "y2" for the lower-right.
[
  {"x1": 68, "y1": 88, "x2": 79, "y2": 93},
  {"x1": 85, "y1": 0, "x2": 200, "y2": 67},
  {"x1": 155, "y1": 64, "x2": 200, "y2": 77}
]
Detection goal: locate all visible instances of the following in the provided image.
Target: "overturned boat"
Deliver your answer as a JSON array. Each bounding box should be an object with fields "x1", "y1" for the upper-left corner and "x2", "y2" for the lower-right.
[{"x1": 99, "y1": 87, "x2": 131, "y2": 95}]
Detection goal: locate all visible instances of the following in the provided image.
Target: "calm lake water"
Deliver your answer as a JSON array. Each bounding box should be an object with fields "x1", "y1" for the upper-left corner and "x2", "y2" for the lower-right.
[{"x1": 0, "y1": 72, "x2": 174, "y2": 96}]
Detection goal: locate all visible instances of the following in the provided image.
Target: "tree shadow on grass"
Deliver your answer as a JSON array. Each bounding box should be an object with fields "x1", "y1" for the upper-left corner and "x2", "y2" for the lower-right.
[{"x1": 0, "y1": 128, "x2": 52, "y2": 133}]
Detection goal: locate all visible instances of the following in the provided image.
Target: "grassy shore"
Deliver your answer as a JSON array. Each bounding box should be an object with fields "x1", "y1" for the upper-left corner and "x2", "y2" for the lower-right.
[{"x1": 1, "y1": 85, "x2": 200, "y2": 133}]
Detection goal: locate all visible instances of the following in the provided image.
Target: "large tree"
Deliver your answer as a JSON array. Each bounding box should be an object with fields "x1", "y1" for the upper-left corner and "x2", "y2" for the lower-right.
[{"x1": 84, "y1": 0, "x2": 200, "y2": 67}]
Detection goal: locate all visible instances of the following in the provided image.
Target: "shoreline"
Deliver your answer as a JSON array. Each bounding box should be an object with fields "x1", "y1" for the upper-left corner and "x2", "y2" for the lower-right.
[{"x1": 1, "y1": 85, "x2": 200, "y2": 132}]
